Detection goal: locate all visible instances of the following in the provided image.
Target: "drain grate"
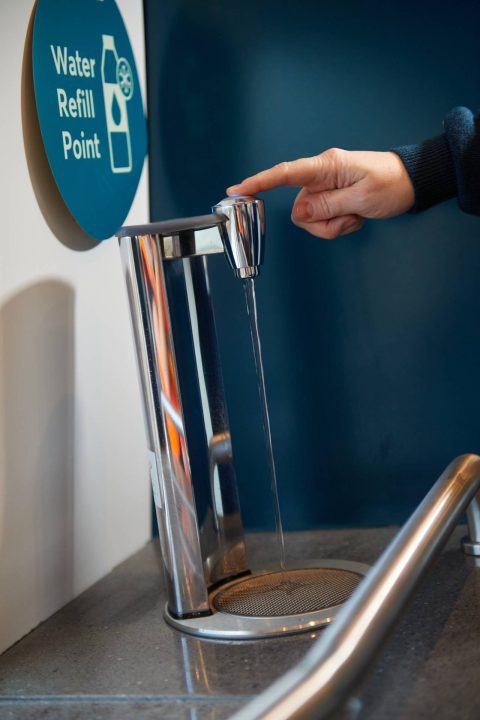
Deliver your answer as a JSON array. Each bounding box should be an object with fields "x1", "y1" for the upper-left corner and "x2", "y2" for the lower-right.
[{"x1": 212, "y1": 567, "x2": 363, "y2": 618}]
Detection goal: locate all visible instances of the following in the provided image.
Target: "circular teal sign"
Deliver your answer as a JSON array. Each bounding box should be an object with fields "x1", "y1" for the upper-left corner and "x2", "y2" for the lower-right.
[{"x1": 33, "y1": 0, "x2": 147, "y2": 240}]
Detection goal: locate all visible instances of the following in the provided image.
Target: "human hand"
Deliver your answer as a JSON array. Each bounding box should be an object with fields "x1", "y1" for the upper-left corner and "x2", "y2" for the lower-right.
[{"x1": 227, "y1": 149, "x2": 415, "y2": 239}]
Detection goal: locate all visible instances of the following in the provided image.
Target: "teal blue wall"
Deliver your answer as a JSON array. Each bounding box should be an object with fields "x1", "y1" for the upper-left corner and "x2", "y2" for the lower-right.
[{"x1": 144, "y1": 0, "x2": 480, "y2": 530}]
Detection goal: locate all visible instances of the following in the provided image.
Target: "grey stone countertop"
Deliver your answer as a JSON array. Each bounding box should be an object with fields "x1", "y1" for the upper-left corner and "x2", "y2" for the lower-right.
[{"x1": 0, "y1": 526, "x2": 479, "y2": 719}]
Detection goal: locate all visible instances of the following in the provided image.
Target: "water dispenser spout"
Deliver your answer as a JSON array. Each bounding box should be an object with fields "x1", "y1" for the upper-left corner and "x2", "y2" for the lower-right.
[{"x1": 213, "y1": 196, "x2": 265, "y2": 279}]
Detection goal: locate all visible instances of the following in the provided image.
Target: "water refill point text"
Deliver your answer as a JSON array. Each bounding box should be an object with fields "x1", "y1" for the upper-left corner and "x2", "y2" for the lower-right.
[
  {"x1": 33, "y1": 0, "x2": 147, "y2": 239},
  {"x1": 62, "y1": 130, "x2": 101, "y2": 160},
  {"x1": 57, "y1": 89, "x2": 96, "y2": 118},
  {"x1": 47, "y1": 40, "x2": 133, "y2": 165},
  {"x1": 50, "y1": 46, "x2": 96, "y2": 77}
]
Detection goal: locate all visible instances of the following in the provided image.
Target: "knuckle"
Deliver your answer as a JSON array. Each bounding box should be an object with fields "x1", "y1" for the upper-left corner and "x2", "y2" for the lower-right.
[
  {"x1": 322, "y1": 225, "x2": 338, "y2": 240},
  {"x1": 275, "y1": 161, "x2": 291, "y2": 181},
  {"x1": 324, "y1": 147, "x2": 344, "y2": 162},
  {"x1": 315, "y1": 193, "x2": 332, "y2": 219},
  {"x1": 341, "y1": 216, "x2": 365, "y2": 236}
]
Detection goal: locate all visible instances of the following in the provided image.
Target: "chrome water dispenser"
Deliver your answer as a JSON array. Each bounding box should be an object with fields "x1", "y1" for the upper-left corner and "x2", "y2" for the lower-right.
[{"x1": 117, "y1": 196, "x2": 369, "y2": 639}]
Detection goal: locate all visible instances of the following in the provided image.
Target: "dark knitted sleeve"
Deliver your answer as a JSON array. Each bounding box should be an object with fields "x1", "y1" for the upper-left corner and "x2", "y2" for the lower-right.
[{"x1": 391, "y1": 107, "x2": 480, "y2": 215}]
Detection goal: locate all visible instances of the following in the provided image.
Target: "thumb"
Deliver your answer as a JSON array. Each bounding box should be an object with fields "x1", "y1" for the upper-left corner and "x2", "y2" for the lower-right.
[{"x1": 292, "y1": 187, "x2": 362, "y2": 223}]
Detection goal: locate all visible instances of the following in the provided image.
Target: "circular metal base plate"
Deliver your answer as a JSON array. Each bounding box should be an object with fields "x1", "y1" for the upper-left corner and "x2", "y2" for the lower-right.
[{"x1": 164, "y1": 559, "x2": 370, "y2": 640}]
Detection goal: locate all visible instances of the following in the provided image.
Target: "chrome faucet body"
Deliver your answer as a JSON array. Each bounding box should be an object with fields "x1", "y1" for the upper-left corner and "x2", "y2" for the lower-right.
[
  {"x1": 117, "y1": 197, "x2": 264, "y2": 619},
  {"x1": 118, "y1": 196, "x2": 372, "y2": 639}
]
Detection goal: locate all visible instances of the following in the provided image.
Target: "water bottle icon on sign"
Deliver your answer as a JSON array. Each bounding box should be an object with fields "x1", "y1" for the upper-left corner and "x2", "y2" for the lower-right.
[{"x1": 101, "y1": 35, "x2": 134, "y2": 174}]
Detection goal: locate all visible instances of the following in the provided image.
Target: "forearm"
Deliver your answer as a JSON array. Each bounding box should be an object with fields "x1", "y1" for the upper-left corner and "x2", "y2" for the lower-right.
[{"x1": 392, "y1": 106, "x2": 480, "y2": 215}]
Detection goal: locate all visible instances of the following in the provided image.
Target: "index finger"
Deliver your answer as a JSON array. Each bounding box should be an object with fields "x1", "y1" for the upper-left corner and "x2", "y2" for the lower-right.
[{"x1": 227, "y1": 156, "x2": 323, "y2": 196}]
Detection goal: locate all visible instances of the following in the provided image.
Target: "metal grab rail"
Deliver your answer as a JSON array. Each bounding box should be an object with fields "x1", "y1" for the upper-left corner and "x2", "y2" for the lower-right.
[{"x1": 230, "y1": 454, "x2": 480, "y2": 720}]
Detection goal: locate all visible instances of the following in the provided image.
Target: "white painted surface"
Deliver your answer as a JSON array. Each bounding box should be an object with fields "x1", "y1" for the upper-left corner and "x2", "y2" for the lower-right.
[{"x1": 0, "y1": 0, "x2": 151, "y2": 653}]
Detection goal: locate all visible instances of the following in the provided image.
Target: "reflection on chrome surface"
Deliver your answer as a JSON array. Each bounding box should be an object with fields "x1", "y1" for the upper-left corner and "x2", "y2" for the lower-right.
[{"x1": 118, "y1": 204, "x2": 263, "y2": 618}]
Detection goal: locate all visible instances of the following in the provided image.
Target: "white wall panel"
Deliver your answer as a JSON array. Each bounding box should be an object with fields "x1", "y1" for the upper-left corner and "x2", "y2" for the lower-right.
[{"x1": 0, "y1": 0, "x2": 151, "y2": 653}]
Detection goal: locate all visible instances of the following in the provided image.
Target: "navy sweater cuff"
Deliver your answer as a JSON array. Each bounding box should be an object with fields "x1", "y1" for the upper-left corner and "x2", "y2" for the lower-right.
[{"x1": 391, "y1": 135, "x2": 457, "y2": 213}]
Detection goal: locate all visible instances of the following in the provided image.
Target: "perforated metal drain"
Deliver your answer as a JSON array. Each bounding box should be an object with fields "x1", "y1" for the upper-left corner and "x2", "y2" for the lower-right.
[
  {"x1": 212, "y1": 567, "x2": 363, "y2": 617},
  {"x1": 164, "y1": 559, "x2": 370, "y2": 639}
]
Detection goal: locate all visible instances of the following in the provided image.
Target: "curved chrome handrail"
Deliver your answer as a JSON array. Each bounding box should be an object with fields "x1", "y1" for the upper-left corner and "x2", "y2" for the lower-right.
[{"x1": 230, "y1": 454, "x2": 480, "y2": 720}]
